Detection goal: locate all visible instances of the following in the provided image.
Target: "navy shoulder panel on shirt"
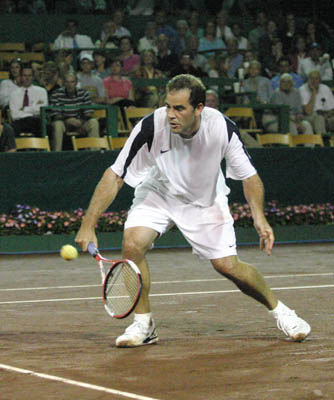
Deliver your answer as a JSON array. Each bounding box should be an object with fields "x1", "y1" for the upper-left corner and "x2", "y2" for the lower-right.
[
  {"x1": 121, "y1": 112, "x2": 155, "y2": 180},
  {"x1": 224, "y1": 115, "x2": 242, "y2": 142}
]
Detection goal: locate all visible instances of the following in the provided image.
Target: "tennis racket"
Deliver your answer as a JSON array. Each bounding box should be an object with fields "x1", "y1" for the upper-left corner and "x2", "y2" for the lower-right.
[{"x1": 88, "y1": 242, "x2": 142, "y2": 319}]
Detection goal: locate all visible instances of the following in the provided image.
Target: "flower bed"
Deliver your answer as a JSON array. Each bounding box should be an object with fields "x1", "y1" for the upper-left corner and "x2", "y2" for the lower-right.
[{"x1": 1, "y1": 202, "x2": 334, "y2": 237}]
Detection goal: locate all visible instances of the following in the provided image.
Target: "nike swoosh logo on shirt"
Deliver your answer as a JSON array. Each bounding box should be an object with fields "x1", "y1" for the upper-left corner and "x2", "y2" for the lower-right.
[{"x1": 160, "y1": 149, "x2": 170, "y2": 154}]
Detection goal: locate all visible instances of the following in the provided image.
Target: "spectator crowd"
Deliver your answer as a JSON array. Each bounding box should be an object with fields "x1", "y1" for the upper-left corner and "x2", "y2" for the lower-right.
[{"x1": 1, "y1": 2, "x2": 334, "y2": 152}]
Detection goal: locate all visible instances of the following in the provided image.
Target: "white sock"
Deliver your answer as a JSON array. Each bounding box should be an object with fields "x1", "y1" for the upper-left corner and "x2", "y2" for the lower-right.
[
  {"x1": 269, "y1": 301, "x2": 291, "y2": 319},
  {"x1": 134, "y1": 313, "x2": 152, "y2": 324}
]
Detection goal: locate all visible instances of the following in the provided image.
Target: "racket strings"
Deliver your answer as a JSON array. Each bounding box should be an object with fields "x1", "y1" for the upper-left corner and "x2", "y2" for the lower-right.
[{"x1": 104, "y1": 262, "x2": 140, "y2": 317}]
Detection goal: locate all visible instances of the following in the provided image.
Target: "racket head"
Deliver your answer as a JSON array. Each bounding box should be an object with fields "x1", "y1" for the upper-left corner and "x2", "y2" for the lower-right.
[{"x1": 102, "y1": 259, "x2": 142, "y2": 319}]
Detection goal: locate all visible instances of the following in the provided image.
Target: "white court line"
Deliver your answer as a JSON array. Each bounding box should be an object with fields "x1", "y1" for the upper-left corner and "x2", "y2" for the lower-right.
[
  {"x1": 0, "y1": 272, "x2": 333, "y2": 292},
  {"x1": 0, "y1": 284, "x2": 334, "y2": 305},
  {"x1": 0, "y1": 363, "x2": 161, "y2": 400}
]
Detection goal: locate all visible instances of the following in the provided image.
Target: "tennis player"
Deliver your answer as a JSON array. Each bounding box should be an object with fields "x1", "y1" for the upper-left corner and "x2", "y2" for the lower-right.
[{"x1": 75, "y1": 74, "x2": 311, "y2": 347}]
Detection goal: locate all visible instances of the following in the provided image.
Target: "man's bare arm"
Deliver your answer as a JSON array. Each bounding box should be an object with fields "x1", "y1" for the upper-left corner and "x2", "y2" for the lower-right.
[
  {"x1": 75, "y1": 168, "x2": 123, "y2": 251},
  {"x1": 242, "y1": 173, "x2": 274, "y2": 256}
]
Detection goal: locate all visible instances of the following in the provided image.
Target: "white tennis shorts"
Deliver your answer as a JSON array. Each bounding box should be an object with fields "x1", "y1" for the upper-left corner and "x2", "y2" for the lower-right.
[{"x1": 124, "y1": 189, "x2": 237, "y2": 260}]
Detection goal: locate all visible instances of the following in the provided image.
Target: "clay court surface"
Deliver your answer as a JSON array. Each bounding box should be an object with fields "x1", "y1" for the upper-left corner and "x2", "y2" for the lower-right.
[{"x1": 0, "y1": 243, "x2": 333, "y2": 400}]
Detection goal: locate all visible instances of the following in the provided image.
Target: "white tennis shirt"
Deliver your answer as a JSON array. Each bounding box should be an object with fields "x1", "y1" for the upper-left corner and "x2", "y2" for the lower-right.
[{"x1": 111, "y1": 106, "x2": 257, "y2": 208}]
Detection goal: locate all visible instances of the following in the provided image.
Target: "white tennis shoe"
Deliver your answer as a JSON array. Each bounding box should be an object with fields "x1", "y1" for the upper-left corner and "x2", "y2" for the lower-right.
[
  {"x1": 272, "y1": 306, "x2": 311, "y2": 342},
  {"x1": 116, "y1": 318, "x2": 158, "y2": 347}
]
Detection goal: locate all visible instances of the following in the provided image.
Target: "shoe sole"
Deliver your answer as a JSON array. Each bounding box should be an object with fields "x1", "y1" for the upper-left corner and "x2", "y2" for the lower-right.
[
  {"x1": 291, "y1": 331, "x2": 310, "y2": 342},
  {"x1": 116, "y1": 335, "x2": 159, "y2": 348}
]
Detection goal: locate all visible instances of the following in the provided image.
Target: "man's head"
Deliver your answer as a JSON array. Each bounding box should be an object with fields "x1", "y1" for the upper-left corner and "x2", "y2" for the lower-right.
[
  {"x1": 249, "y1": 60, "x2": 261, "y2": 78},
  {"x1": 154, "y1": 8, "x2": 166, "y2": 27},
  {"x1": 80, "y1": 53, "x2": 94, "y2": 74},
  {"x1": 9, "y1": 58, "x2": 22, "y2": 80},
  {"x1": 309, "y1": 42, "x2": 321, "y2": 61},
  {"x1": 279, "y1": 73, "x2": 293, "y2": 93},
  {"x1": 43, "y1": 61, "x2": 59, "y2": 82},
  {"x1": 64, "y1": 72, "x2": 78, "y2": 94},
  {"x1": 187, "y1": 35, "x2": 199, "y2": 53},
  {"x1": 21, "y1": 67, "x2": 33, "y2": 88},
  {"x1": 65, "y1": 19, "x2": 78, "y2": 37},
  {"x1": 256, "y1": 11, "x2": 267, "y2": 27},
  {"x1": 31, "y1": 61, "x2": 43, "y2": 83},
  {"x1": 157, "y1": 33, "x2": 169, "y2": 53},
  {"x1": 205, "y1": 89, "x2": 219, "y2": 109},
  {"x1": 307, "y1": 70, "x2": 321, "y2": 90},
  {"x1": 278, "y1": 56, "x2": 292, "y2": 74},
  {"x1": 226, "y1": 38, "x2": 238, "y2": 56},
  {"x1": 112, "y1": 9, "x2": 124, "y2": 26},
  {"x1": 165, "y1": 74, "x2": 205, "y2": 137}
]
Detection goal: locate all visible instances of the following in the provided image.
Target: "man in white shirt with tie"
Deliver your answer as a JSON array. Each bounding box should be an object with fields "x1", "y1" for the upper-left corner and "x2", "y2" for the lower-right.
[
  {"x1": 9, "y1": 66, "x2": 48, "y2": 137},
  {"x1": 53, "y1": 19, "x2": 94, "y2": 51}
]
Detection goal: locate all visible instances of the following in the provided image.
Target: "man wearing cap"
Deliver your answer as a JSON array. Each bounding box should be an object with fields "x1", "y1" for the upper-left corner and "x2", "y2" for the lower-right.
[
  {"x1": 77, "y1": 53, "x2": 106, "y2": 104},
  {"x1": 299, "y1": 70, "x2": 334, "y2": 136},
  {"x1": 298, "y1": 42, "x2": 333, "y2": 81}
]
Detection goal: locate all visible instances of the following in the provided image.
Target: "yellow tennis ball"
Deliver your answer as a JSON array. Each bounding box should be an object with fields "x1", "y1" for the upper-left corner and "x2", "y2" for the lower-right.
[{"x1": 60, "y1": 245, "x2": 78, "y2": 261}]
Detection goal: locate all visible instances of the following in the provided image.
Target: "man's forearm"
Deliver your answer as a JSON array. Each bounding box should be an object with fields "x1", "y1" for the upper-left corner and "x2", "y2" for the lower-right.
[
  {"x1": 82, "y1": 168, "x2": 123, "y2": 228},
  {"x1": 242, "y1": 173, "x2": 265, "y2": 220}
]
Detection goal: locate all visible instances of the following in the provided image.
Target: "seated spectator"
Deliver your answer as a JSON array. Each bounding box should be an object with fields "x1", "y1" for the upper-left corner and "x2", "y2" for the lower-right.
[
  {"x1": 135, "y1": 49, "x2": 165, "y2": 108},
  {"x1": 104, "y1": 58, "x2": 135, "y2": 128},
  {"x1": 92, "y1": 50, "x2": 111, "y2": 80},
  {"x1": 226, "y1": 38, "x2": 243, "y2": 78},
  {"x1": 262, "y1": 73, "x2": 313, "y2": 137},
  {"x1": 243, "y1": 60, "x2": 273, "y2": 104},
  {"x1": 111, "y1": 9, "x2": 131, "y2": 38},
  {"x1": 289, "y1": 35, "x2": 307, "y2": 74},
  {"x1": 39, "y1": 61, "x2": 62, "y2": 100},
  {"x1": 9, "y1": 66, "x2": 48, "y2": 137},
  {"x1": 0, "y1": 111, "x2": 16, "y2": 152},
  {"x1": 77, "y1": 53, "x2": 106, "y2": 104},
  {"x1": 0, "y1": 58, "x2": 22, "y2": 111},
  {"x1": 271, "y1": 56, "x2": 304, "y2": 90},
  {"x1": 299, "y1": 70, "x2": 334, "y2": 136},
  {"x1": 137, "y1": 21, "x2": 158, "y2": 54},
  {"x1": 31, "y1": 61, "x2": 43, "y2": 86},
  {"x1": 186, "y1": 35, "x2": 210, "y2": 75},
  {"x1": 154, "y1": 8, "x2": 178, "y2": 54},
  {"x1": 129, "y1": 0, "x2": 154, "y2": 16},
  {"x1": 170, "y1": 50, "x2": 205, "y2": 78},
  {"x1": 96, "y1": 20, "x2": 119, "y2": 49},
  {"x1": 205, "y1": 89, "x2": 220, "y2": 109},
  {"x1": 304, "y1": 21, "x2": 327, "y2": 53},
  {"x1": 199, "y1": 20, "x2": 226, "y2": 59},
  {"x1": 208, "y1": 53, "x2": 233, "y2": 100},
  {"x1": 103, "y1": 58, "x2": 135, "y2": 106},
  {"x1": 259, "y1": 19, "x2": 279, "y2": 60},
  {"x1": 298, "y1": 42, "x2": 333, "y2": 81},
  {"x1": 119, "y1": 36, "x2": 140, "y2": 77},
  {"x1": 262, "y1": 38, "x2": 284, "y2": 79},
  {"x1": 188, "y1": 10, "x2": 204, "y2": 39},
  {"x1": 248, "y1": 11, "x2": 267, "y2": 52},
  {"x1": 175, "y1": 19, "x2": 190, "y2": 56},
  {"x1": 238, "y1": 50, "x2": 259, "y2": 80},
  {"x1": 53, "y1": 18, "x2": 94, "y2": 50},
  {"x1": 54, "y1": 49, "x2": 75, "y2": 84},
  {"x1": 231, "y1": 23, "x2": 249, "y2": 51},
  {"x1": 216, "y1": 9, "x2": 234, "y2": 42},
  {"x1": 279, "y1": 13, "x2": 299, "y2": 54},
  {"x1": 156, "y1": 34, "x2": 177, "y2": 77},
  {"x1": 50, "y1": 72, "x2": 99, "y2": 151}
]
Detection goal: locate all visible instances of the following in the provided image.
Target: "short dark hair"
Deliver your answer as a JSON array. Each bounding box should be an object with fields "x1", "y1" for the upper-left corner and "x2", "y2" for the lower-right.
[
  {"x1": 166, "y1": 74, "x2": 206, "y2": 108},
  {"x1": 66, "y1": 18, "x2": 78, "y2": 27}
]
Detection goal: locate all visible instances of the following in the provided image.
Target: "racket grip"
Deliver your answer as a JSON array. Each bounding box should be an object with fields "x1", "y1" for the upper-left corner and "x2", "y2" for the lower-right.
[{"x1": 88, "y1": 241, "x2": 99, "y2": 257}]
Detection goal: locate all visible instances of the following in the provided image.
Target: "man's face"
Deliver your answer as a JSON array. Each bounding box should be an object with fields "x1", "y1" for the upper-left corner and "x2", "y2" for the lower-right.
[
  {"x1": 309, "y1": 47, "x2": 320, "y2": 61},
  {"x1": 66, "y1": 22, "x2": 77, "y2": 36},
  {"x1": 21, "y1": 68, "x2": 33, "y2": 87},
  {"x1": 165, "y1": 89, "x2": 203, "y2": 137},
  {"x1": 157, "y1": 35, "x2": 168, "y2": 51},
  {"x1": 249, "y1": 63, "x2": 260, "y2": 77},
  {"x1": 80, "y1": 58, "x2": 93, "y2": 73},
  {"x1": 308, "y1": 72, "x2": 320, "y2": 89},
  {"x1": 205, "y1": 94, "x2": 218, "y2": 109},
  {"x1": 279, "y1": 78, "x2": 292, "y2": 93},
  {"x1": 65, "y1": 75, "x2": 77, "y2": 93},
  {"x1": 10, "y1": 62, "x2": 21, "y2": 78},
  {"x1": 279, "y1": 60, "x2": 290, "y2": 74}
]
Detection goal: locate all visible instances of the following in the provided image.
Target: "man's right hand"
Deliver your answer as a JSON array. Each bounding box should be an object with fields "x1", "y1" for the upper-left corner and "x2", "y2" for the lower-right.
[{"x1": 75, "y1": 227, "x2": 97, "y2": 252}]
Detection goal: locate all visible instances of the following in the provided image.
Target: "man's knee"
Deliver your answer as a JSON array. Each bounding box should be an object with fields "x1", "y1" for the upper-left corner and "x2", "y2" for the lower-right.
[
  {"x1": 85, "y1": 118, "x2": 99, "y2": 137},
  {"x1": 122, "y1": 227, "x2": 157, "y2": 258},
  {"x1": 211, "y1": 255, "x2": 241, "y2": 276}
]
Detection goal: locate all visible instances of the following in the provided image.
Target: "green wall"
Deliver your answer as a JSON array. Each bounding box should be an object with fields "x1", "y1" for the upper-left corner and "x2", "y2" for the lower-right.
[{"x1": 1, "y1": 148, "x2": 334, "y2": 214}]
